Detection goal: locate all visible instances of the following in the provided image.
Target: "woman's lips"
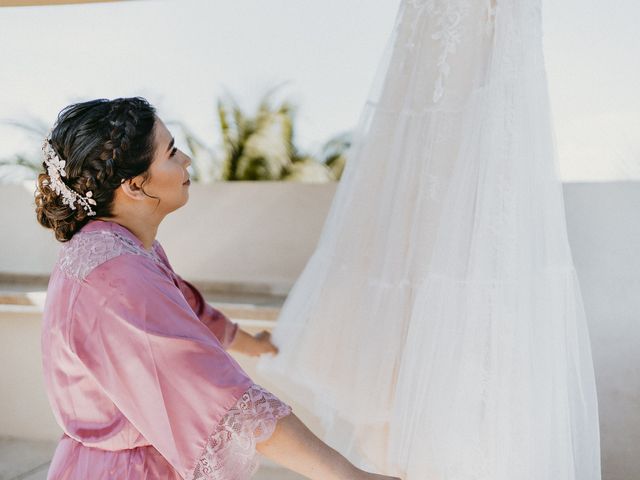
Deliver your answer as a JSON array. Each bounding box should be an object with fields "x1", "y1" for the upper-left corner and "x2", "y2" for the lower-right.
[{"x1": 183, "y1": 178, "x2": 191, "y2": 185}]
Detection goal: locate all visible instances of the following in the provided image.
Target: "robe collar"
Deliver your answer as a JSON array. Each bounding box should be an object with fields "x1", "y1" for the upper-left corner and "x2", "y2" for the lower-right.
[{"x1": 80, "y1": 219, "x2": 157, "y2": 252}]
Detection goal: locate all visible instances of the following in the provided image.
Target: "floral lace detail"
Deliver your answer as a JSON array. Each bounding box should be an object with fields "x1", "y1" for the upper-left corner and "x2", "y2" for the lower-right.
[
  {"x1": 192, "y1": 384, "x2": 292, "y2": 480},
  {"x1": 402, "y1": 0, "x2": 472, "y2": 103},
  {"x1": 58, "y1": 229, "x2": 162, "y2": 281},
  {"x1": 431, "y1": 0, "x2": 472, "y2": 102},
  {"x1": 404, "y1": 0, "x2": 434, "y2": 51}
]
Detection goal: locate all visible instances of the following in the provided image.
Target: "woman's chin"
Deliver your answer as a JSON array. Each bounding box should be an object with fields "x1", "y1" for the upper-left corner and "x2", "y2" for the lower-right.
[{"x1": 170, "y1": 191, "x2": 189, "y2": 212}]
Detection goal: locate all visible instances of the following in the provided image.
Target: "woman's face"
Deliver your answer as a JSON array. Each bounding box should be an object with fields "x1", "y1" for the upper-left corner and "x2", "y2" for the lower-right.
[{"x1": 142, "y1": 116, "x2": 192, "y2": 214}]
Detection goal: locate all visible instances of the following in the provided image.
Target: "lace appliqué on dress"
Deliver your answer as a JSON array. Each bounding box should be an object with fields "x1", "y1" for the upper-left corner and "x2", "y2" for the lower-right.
[
  {"x1": 58, "y1": 230, "x2": 162, "y2": 281},
  {"x1": 402, "y1": 0, "x2": 472, "y2": 103},
  {"x1": 192, "y1": 384, "x2": 292, "y2": 480},
  {"x1": 431, "y1": 0, "x2": 472, "y2": 102}
]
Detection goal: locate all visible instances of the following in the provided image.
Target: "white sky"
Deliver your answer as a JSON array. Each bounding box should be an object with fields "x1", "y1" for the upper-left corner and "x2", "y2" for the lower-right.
[{"x1": 0, "y1": 0, "x2": 638, "y2": 181}]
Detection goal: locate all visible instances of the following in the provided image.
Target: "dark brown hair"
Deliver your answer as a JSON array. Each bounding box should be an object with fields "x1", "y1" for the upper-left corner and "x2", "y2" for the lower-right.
[{"x1": 35, "y1": 97, "x2": 157, "y2": 242}]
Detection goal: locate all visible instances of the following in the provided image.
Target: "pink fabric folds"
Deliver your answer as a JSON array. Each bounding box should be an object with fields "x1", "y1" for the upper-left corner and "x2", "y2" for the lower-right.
[
  {"x1": 152, "y1": 242, "x2": 240, "y2": 349},
  {"x1": 48, "y1": 435, "x2": 183, "y2": 479},
  {"x1": 42, "y1": 220, "x2": 292, "y2": 479}
]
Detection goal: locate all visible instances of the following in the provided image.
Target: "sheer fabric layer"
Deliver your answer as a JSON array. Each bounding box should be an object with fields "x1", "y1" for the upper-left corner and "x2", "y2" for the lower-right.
[{"x1": 259, "y1": 0, "x2": 601, "y2": 479}]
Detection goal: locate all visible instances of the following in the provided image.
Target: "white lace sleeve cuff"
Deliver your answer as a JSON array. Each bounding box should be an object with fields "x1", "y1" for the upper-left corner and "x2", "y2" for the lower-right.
[{"x1": 192, "y1": 384, "x2": 292, "y2": 480}]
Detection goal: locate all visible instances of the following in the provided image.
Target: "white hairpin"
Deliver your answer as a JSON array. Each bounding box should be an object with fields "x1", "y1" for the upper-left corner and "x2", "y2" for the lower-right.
[{"x1": 42, "y1": 134, "x2": 97, "y2": 216}]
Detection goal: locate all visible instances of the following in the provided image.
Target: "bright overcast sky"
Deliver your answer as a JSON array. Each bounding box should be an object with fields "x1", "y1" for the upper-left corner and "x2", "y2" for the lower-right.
[{"x1": 0, "y1": 0, "x2": 638, "y2": 181}]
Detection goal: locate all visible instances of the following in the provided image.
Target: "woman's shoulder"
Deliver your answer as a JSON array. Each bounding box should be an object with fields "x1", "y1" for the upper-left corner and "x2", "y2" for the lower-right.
[{"x1": 57, "y1": 221, "x2": 168, "y2": 283}]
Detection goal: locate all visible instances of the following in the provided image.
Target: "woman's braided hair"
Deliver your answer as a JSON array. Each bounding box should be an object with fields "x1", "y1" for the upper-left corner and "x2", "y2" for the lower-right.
[{"x1": 35, "y1": 97, "x2": 157, "y2": 242}]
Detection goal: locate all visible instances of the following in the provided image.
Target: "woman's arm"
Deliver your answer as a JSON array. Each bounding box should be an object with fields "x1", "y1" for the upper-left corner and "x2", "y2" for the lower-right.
[
  {"x1": 170, "y1": 274, "x2": 279, "y2": 356},
  {"x1": 258, "y1": 413, "x2": 402, "y2": 480}
]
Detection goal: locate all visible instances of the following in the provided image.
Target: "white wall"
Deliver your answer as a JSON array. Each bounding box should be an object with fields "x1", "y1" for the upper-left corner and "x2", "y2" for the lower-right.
[
  {"x1": 563, "y1": 182, "x2": 640, "y2": 480},
  {"x1": 158, "y1": 182, "x2": 337, "y2": 295},
  {"x1": 0, "y1": 182, "x2": 337, "y2": 295},
  {"x1": 0, "y1": 310, "x2": 60, "y2": 441},
  {"x1": 0, "y1": 181, "x2": 638, "y2": 480},
  {"x1": 0, "y1": 183, "x2": 61, "y2": 278}
]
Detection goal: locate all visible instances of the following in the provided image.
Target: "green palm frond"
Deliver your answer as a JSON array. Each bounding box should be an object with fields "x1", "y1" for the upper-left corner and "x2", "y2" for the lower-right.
[
  {"x1": 319, "y1": 131, "x2": 353, "y2": 180},
  {"x1": 218, "y1": 89, "x2": 298, "y2": 181},
  {"x1": 1, "y1": 118, "x2": 49, "y2": 138},
  {"x1": 0, "y1": 117, "x2": 48, "y2": 183},
  {"x1": 0, "y1": 154, "x2": 40, "y2": 170},
  {"x1": 0, "y1": 91, "x2": 352, "y2": 184}
]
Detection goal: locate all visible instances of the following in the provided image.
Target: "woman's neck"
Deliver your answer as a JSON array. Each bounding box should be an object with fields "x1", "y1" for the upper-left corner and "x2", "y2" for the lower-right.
[{"x1": 96, "y1": 214, "x2": 160, "y2": 251}]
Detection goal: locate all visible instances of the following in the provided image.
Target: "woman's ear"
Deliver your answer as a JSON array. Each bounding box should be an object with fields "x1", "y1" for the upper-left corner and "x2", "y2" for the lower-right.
[{"x1": 120, "y1": 176, "x2": 148, "y2": 201}]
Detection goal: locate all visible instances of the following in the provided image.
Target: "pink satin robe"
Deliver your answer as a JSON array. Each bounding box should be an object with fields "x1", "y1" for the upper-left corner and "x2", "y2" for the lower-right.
[{"x1": 41, "y1": 219, "x2": 292, "y2": 479}]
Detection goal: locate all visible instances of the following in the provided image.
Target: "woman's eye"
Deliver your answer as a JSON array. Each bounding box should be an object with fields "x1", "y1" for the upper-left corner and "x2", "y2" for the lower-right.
[{"x1": 170, "y1": 147, "x2": 178, "y2": 157}]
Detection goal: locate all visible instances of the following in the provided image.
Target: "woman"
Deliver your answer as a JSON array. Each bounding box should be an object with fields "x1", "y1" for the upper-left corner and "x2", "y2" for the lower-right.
[{"x1": 36, "y1": 97, "x2": 400, "y2": 480}]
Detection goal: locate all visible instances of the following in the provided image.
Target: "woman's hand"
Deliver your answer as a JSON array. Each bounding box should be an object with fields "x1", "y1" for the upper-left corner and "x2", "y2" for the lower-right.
[
  {"x1": 228, "y1": 328, "x2": 279, "y2": 357},
  {"x1": 248, "y1": 330, "x2": 279, "y2": 356}
]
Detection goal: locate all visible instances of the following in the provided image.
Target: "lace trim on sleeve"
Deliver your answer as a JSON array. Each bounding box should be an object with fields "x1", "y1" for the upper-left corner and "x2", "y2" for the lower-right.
[{"x1": 192, "y1": 384, "x2": 292, "y2": 480}]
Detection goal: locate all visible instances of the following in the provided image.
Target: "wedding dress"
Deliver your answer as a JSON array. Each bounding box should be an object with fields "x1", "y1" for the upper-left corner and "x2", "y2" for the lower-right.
[{"x1": 258, "y1": 1, "x2": 601, "y2": 478}]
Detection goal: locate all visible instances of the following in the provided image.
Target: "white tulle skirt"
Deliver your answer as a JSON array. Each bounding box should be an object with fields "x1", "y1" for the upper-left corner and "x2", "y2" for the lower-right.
[{"x1": 259, "y1": 1, "x2": 601, "y2": 478}]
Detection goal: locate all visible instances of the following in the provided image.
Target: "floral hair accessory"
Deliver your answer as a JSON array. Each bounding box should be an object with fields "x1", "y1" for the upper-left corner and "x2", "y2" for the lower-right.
[{"x1": 42, "y1": 133, "x2": 97, "y2": 216}]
